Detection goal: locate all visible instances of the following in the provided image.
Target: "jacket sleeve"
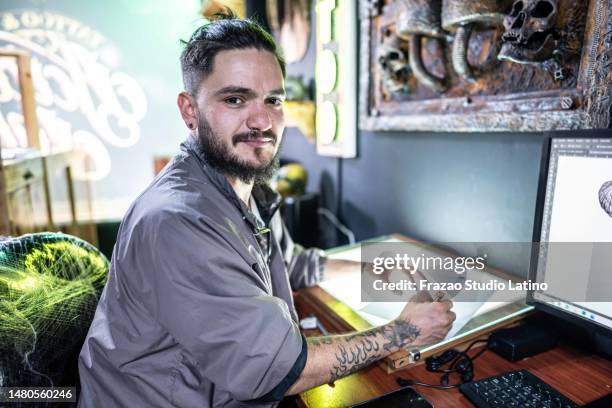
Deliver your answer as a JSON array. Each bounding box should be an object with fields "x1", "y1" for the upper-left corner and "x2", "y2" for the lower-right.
[
  {"x1": 130, "y1": 209, "x2": 305, "y2": 401},
  {"x1": 270, "y1": 211, "x2": 326, "y2": 289}
]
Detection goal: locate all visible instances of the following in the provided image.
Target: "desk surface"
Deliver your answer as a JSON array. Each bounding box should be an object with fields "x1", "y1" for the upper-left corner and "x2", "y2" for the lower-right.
[{"x1": 293, "y1": 288, "x2": 612, "y2": 408}]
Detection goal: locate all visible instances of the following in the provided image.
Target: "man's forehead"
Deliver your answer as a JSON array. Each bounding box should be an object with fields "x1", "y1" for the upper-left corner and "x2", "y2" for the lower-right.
[{"x1": 201, "y1": 48, "x2": 284, "y2": 95}]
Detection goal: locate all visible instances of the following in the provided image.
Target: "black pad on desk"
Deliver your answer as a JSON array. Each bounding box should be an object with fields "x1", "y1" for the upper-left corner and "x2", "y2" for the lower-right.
[{"x1": 349, "y1": 386, "x2": 433, "y2": 408}]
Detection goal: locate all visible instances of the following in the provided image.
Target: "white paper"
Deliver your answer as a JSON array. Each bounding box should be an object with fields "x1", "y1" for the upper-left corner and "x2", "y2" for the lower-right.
[{"x1": 321, "y1": 240, "x2": 525, "y2": 341}]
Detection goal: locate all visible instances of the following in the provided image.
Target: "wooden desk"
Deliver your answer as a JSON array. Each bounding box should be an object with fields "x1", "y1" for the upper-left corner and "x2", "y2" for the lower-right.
[{"x1": 293, "y1": 289, "x2": 612, "y2": 408}]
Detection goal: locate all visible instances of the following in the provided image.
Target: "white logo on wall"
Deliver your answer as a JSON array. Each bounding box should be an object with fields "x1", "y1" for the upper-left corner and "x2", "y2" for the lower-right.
[{"x1": 0, "y1": 9, "x2": 147, "y2": 180}]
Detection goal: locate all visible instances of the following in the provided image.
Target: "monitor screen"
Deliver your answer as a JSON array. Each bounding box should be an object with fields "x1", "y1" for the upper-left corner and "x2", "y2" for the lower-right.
[{"x1": 531, "y1": 135, "x2": 612, "y2": 332}]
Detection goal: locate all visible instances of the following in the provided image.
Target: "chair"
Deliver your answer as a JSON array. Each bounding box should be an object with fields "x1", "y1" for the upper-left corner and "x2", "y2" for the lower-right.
[{"x1": 0, "y1": 232, "x2": 108, "y2": 395}]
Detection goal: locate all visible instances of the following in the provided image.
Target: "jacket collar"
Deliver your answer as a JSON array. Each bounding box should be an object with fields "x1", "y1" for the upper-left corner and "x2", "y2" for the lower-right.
[
  {"x1": 181, "y1": 136, "x2": 281, "y2": 227},
  {"x1": 251, "y1": 182, "x2": 282, "y2": 225}
]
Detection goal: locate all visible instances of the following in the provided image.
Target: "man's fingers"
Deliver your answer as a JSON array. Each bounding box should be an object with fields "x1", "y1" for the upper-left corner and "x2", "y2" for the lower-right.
[
  {"x1": 411, "y1": 290, "x2": 434, "y2": 303},
  {"x1": 439, "y1": 299, "x2": 453, "y2": 310}
]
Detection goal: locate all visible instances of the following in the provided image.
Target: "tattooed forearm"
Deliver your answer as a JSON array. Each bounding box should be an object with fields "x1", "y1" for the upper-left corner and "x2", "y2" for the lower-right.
[
  {"x1": 381, "y1": 320, "x2": 421, "y2": 352},
  {"x1": 289, "y1": 300, "x2": 454, "y2": 395},
  {"x1": 288, "y1": 319, "x2": 426, "y2": 395},
  {"x1": 328, "y1": 332, "x2": 381, "y2": 381},
  {"x1": 307, "y1": 321, "x2": 420, "y2": 383},
  {"x1": 307, "y1": 337, "x2": 333, "y2": 346}
]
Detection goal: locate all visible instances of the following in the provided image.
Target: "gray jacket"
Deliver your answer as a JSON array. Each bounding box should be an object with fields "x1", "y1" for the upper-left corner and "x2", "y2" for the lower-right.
[{"x1": 78, "y1": 137, "x2": 324, "y2": 407}]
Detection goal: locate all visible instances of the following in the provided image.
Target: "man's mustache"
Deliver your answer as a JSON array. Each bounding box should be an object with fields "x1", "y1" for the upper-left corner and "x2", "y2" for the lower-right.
[{"x1": 232, "y1": 130, "x2": 277, "y2": 146}]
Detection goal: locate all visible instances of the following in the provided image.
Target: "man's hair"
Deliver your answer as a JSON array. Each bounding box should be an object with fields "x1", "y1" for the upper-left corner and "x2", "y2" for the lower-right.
[{"x1": 180, "y1": 9, "x2": 286, "y2": 95}]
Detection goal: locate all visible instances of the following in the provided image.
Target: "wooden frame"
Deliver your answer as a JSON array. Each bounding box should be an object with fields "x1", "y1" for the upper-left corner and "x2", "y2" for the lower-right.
[
  {"x1": 359, "y1": 0, "x2": 612, "y2": 132},
  {"x1": 0, "y1": 50, "x2": 47, "y2": 235},
  {"x1": 0, "y1": 49, "x2": 41, "y2": 148}
]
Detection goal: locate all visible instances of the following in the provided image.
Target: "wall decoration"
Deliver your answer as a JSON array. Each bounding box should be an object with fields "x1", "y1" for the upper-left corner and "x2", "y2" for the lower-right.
[
  {"x1": 359, "y1": 0, "x2": 612, "y2": 132},
  {"x1": 0, "y1": 9, "x2": 147, "y2": 181},
  {"x1": 202, "y1": 0, "x2": 247, "y2": 19},
  {"x1": 315, "y1": 0, "x2": 357, "y2": 158},
  {"x1": 266, "y1": 0, "x2": 311, "y2": 63},
  {"x1": 283, "y1": 75, "x2": 315, "y2": 141},
  {"x1": 395, "y1": 0, "x2": 447, "y2": 92},
  {"x1": 442, "y1": 0, "x2": 504, "y2": 83},
  {"x1": 0, "y1": 1, "x2": 197, "y2": 221}
]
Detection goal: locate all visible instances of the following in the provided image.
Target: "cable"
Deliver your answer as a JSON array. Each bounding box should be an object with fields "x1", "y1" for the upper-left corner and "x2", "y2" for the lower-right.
[
  {"x1": 426, "y1": 339, "x2": 487, "y2": 372},
  {"x1": 463, "y1": 342, "x2": 488, "y2": 361},
  {"x1": 317, "y1": 207, "x2": 356, "y2": 244},
  {"x1": 448, "y1": 339, "x2": 488, "y2": 369},
  {"x1": 447, "y1": 340, "x2": 488, "y2": 369},
  {"x1": 397, "y1": 338, "x2": 491, "y2": 390},
  {"x1": 397, "y1": 378, "x2": 461, "y2": 389}
]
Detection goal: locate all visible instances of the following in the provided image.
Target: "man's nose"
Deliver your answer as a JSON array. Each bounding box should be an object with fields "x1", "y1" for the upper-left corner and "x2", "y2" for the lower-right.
[{"x1": 246, "y1": 103, "x2": 272, "y2": 132}]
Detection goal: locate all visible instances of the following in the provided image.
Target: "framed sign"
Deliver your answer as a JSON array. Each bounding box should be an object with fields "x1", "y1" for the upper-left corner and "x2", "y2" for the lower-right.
[
  {"x1": 359, "y1": 0, "x2": 612, "y2": 132},
  {"x1": 315, "y1": 0, "x2": 357, "y2": 157}
]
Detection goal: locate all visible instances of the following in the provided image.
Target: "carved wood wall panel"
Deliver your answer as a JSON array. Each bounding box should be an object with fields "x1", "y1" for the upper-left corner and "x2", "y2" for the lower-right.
[{"x1": 359, "y1": 0, "x2": 612, "y2": 132}]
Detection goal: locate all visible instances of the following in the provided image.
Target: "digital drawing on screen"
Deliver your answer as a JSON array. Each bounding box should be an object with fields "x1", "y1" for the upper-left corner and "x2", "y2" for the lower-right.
[{"x1": 599, "y1": 180, "x2": 612, "y2": 218}]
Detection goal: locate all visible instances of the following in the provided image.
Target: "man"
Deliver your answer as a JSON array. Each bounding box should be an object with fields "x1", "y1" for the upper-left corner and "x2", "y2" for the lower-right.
[{"x1": 78, "y1": 12, "x2": 455, "y2": 407}]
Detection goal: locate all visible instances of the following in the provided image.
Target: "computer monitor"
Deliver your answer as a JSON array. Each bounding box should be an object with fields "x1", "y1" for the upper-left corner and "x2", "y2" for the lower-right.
[{"x1": 529, "y1": 130, "x2": 612, "y2": 348}]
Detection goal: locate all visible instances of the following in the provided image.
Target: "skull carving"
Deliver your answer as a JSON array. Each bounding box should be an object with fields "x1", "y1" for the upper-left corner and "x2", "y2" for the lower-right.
[
  {"x1": 442, "y1": 0, "x2": 504, "y2": 83},
  {"x1": 499, "y1": 0, "x2": 559, "y2": 64},
  {"x1": 378, "y1": 36, "x2": 410, "y2": 94},
  {"x1": 395, "y1": 0, "x2": 447, "y2": 92}
]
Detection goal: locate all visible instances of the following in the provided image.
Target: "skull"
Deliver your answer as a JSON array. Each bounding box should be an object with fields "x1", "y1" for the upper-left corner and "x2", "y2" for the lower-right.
[
  {"x1": 377, "y1": 35, "x2": 410, "y2": 94},
  {"x1": 499, "y1": 0, "x2": 559, "y2": 63}
]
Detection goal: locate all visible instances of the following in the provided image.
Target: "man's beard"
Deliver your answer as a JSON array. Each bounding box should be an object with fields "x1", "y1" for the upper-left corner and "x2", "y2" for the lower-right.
[{"x1": 195, "y1": 117, "x2": 280, "y2": 184}]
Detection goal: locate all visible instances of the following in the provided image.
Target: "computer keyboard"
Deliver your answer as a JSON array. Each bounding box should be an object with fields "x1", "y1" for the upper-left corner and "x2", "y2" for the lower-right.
[{"x1": 459, "y1": 369, "x2": 579, "y2": 408}]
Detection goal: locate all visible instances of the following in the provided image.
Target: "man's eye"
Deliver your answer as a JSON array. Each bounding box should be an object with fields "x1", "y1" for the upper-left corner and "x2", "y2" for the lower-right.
[
  {"x1": 225, "y1": 97, "x2": 244, "y2": 105},
  {"x1": 267, "y1": 98, "x2": 284, "y2": 106}
]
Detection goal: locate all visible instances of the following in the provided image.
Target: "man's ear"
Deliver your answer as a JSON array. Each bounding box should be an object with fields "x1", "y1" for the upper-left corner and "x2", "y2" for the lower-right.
[{"x1": 177, "y1": 91, "x2": 198, "y2": 131}]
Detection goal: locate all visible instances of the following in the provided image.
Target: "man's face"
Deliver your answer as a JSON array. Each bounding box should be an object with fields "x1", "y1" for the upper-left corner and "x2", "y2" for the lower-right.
[{"x1": 193, "y1": 48, "x2": 285, "y2": 183}]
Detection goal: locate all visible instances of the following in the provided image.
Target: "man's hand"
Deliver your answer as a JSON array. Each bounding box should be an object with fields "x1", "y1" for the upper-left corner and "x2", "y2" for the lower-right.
[
  {"x1": 322, "y1": 259, "x2": 397, "y2": 285},
  {"x1": 321, "y1": 258, "x2": 361, "y2": 281},
  {"x1": 394, "y1": 299, "x2": 455, "y2": 347}
]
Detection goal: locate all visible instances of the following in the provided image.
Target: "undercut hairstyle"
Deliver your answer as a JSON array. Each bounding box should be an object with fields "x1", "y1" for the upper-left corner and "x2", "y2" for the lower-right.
[{"x1": 180, "y1": 9, "x2": 286, "y2": 95}]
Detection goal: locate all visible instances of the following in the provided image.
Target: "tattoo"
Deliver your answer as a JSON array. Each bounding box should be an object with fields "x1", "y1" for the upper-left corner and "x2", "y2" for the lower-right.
[
  {"x1": 306, "y1": 320, "x2": 421, "y2": 383},
  {"x1": 329, "y1": 329, "x2": 381, "y2": 382},
  {"x1": 307, "y1": 337, "x2": 334, "y2": 346},
  {"x1": 343, "y1": 330, "x2": 377, "y2": 342},
  {"x1": 381, "y1": 320, "x2": 420, "y2": 352}
]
